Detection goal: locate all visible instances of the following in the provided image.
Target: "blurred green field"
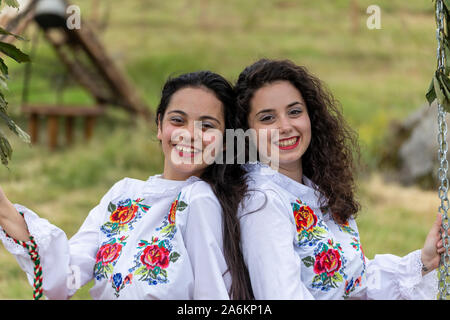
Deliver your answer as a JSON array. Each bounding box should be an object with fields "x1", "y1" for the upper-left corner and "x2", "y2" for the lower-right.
[{"x1": 0, "y1": 0, "x2": 442, "y2": 299}]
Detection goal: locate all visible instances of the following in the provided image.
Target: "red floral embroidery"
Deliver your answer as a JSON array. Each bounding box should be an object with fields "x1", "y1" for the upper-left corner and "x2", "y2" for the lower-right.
[
  {"x1": 96, "y1": 242, "x2": 123, "y2": 266},
  {"x1": 313, "y1": 247, "x2": 342, "y2": 277},
  {"x1": 110, "y1": 203, "x2": 139, "y2": 225},
  {"x1": 294, "y1": 204, "x2": 318, "y2": 232},
  {"x1": 140, "y1": 242, "x2": 171, "y2": 270}
]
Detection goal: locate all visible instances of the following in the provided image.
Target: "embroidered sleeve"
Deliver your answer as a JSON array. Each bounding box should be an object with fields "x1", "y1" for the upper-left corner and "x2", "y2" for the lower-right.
[
  {"x1": 363, "y1": 249, "x2": 438, "y2": 300},
  {"x1": 239, "y1": 188, "x2": 315, "y2": 300},
  {"x1": 0, "y1": 179, "x2": 127, "y2": 299}
]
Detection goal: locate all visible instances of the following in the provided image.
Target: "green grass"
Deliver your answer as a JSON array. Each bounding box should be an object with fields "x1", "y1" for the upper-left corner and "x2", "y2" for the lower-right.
[{"x1": 0, "y1": 0, "x2": 443, "y2": 299}]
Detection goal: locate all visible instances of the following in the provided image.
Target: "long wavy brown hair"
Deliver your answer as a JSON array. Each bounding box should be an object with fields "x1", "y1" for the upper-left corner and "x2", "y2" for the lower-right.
[{"x1": 234, "y1": 58, "x2": 361, "y2": 223}]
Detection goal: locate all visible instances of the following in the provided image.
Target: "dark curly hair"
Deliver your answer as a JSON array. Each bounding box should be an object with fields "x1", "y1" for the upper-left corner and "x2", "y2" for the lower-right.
[{"x1": 234, "y1": 59, "x2": 361, "y2": 223}]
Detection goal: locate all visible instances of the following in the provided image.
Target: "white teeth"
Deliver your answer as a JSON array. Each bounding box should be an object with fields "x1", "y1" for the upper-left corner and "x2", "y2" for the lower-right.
[
  {"x1": 278, "y1": 137, "x2": 298, "y2": 147},
  {"x1": 175, "y1": 145, "x2": 199, "y2": 153}
]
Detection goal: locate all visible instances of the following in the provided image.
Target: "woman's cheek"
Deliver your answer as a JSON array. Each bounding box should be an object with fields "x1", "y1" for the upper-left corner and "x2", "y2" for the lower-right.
[{"x1": 202, "y1": 129, "x2": 224, "y2": 164}]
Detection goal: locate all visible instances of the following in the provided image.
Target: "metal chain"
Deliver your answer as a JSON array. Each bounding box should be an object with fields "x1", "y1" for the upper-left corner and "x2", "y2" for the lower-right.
[{"x1": 435, "y1": 0, "x2": 450, "y2": 300}]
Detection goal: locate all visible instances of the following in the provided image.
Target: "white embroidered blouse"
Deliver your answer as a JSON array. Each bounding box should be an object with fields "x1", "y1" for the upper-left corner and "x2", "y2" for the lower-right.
[
  {"x1": 239, "y1": 163, "x2": 438, "y2": 300},
  {"x1": 0, "y1": 175, "x2": 231, "y2": 300}
]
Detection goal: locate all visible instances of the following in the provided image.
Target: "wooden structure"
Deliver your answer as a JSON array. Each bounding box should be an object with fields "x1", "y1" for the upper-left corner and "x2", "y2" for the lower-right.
[{"x1": 0, "y1": 0, "x2": 152, "y2": 150}]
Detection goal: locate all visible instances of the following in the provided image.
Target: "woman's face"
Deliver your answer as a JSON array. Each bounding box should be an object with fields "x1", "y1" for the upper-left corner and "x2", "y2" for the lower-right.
[
  {"x1": 157, "y1": 87, "x2": 225, "y2": 180},
  {"x1": 247, "y1": 80, "x2": 311, "y2": 169}
]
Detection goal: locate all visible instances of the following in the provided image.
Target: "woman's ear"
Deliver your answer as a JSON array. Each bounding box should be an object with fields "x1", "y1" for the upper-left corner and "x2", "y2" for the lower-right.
[{"x1": 157, "y1": 114, "x2": 162, "y2": 141}]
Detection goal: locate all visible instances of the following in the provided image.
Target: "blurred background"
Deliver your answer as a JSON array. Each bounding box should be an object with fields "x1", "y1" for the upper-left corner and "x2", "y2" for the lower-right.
[{"x1": 0, "y1": 0, "x2": 442, "y2": 299}]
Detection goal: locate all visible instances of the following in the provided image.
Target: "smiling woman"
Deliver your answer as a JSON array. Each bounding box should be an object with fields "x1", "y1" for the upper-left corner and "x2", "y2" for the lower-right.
[
  {"x1": 0, "y1": 71, "x2": 253, "y2": 300},
  {"x1": 157, "y1": 86, "x2": 225, "y2": 180},
  {"x1": 235, "y1": 58, "x2": 442, "y2": 300}
]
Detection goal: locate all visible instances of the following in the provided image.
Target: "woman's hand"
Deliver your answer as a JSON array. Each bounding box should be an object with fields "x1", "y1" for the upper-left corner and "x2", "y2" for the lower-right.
[{"x1": 421, "y1": 213, "x2": 448, "y2": 275}]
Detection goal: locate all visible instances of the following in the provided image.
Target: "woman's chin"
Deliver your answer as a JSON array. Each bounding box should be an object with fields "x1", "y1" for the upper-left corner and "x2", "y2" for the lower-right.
[{"x1": 168, "y1": 162, "x2": 207, "y2": 179}]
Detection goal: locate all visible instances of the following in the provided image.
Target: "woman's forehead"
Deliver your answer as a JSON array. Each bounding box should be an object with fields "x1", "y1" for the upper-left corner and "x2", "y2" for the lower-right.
[
  {"x1": 251, "y1": 81, "x2": 304, "y2": 111},
  {"x1": 167, "y1": 87, "x2": 224, "y2": 119}
]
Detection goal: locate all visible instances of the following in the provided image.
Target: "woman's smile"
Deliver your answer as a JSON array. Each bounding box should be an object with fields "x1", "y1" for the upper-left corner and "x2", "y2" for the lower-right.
[
  {"x1": 173, "y1": 144, "x2": 202, "y2": 158},
  {"x1": 276, "y1": 136, "x2": 300, "y2": 150}
]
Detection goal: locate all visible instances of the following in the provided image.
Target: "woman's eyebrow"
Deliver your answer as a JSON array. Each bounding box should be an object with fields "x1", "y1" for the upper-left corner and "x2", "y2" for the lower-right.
[
  {"x1": 167, "y1": 110, "x2": 221, "y2": 124},
  {"x1": 167, "y1": 110, "x2": 187, "y2": 116},
  {"x1": 286, "y1": 101, "x2": 304, "y2": 108},
  {"x1": 255, "y1": 108, "x2": 276, "y2": 116},
  {"x1": 255, "y1": 101, "x2": 303, "y2": 116},
  {"x1": 199, "y1": 115, "x2": 220, "y2": 124}
]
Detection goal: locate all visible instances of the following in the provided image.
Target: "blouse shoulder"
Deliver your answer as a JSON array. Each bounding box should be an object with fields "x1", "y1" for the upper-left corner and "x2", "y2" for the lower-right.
[
  {"x1": 183, "y1": 180, "x2": 218, "y2": 203},
  {"x1": 104, "y1": 177, "x2": 146, "y2": 199}
]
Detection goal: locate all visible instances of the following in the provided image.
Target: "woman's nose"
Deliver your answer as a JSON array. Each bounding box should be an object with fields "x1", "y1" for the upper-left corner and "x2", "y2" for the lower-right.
[{"x1": 277, "y1": 116, "x2": 293, "y2": 135}]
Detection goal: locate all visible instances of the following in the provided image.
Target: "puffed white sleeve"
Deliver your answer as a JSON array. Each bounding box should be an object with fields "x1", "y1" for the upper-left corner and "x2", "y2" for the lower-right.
[
  {"x1": 239, "y1": 188, "x2": 314, "y2": 300},
  {"x1": 360, "y1": 249, "x2": 438, "y2": 300},
  {"x1": 0, "y1": 179, "x2": 125, "y2": 299},
  {"x1": 183, "y1": 182, "x2": 230, "y2": 300}
]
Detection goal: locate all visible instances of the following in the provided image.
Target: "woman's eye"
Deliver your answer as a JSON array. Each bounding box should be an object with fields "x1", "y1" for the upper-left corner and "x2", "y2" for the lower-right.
[
  {"x1": 288, "y1": 109, "x2": 302, "y2": 116},
  {"x1": 201, "y1": 122, "x2": 215, "y2": 130},
  {"x1": 170, "y1": 117, "x2": 184, "y2": 124},
  {"x1": 259, "y1": 114, "x2": 274, "y2": 122}
]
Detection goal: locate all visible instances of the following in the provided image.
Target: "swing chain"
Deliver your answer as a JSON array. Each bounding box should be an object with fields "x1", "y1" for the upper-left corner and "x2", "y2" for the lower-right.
[{"x1": 435, "y1": 0, "x2": 450, "y2": 300}]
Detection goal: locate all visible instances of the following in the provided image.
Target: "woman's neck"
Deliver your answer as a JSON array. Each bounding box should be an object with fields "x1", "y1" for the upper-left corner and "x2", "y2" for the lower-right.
[
  {"x1": 162, "y1": 160, "x2": 203, "y2": 181},
  {"x1": 277, "y1": 160, "x2": 303, "y2": 184}
]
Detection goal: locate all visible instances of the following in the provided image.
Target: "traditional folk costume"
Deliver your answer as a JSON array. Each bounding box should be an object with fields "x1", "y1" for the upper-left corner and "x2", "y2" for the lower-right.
[
  {"x1": 0, "y1": 175, "x2": 230, "y2": 299},
  {"x1": 240, "y1": 163, "x2": 438, "y2": 299}
]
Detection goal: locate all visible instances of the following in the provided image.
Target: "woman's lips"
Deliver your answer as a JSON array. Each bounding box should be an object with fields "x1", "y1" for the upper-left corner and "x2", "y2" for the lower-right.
[
  {"x1": 174, "y1": 144, "x2": 201, "y2": 158},
  {"x1": 276, "y1": 136, "x2": 300, "y2": 150}
]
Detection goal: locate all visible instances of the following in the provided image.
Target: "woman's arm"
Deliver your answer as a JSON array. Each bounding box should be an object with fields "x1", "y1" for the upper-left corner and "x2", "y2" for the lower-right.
[
  {"x1": 0, "y1": 186, "x2": 30, "y2": 241},
  {"x1": 359, "y1": 214, "x2": 442, "y2": 300},
  {"x1": 183, "y1": 182, "x2": 231, "y2": 299},
  {"x1": 0, "y1": 180, "x2": 125, "y2": 299},
  {"x1": 239, "y1": 188, "x2": 314, "y2": 300}
]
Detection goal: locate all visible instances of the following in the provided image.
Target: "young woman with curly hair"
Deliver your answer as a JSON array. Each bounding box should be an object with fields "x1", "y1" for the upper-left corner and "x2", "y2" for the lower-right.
[{"x1": 235, "y1": 58, "x2": 443, "y2": 299}]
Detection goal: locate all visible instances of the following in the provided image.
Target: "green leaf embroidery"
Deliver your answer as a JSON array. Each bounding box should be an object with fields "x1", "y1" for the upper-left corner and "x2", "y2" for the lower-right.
[
  {"x1": 108, "y1": 202, "x2": 117, "y2": 213},
  {"x1": 302, "y1": 256, "x2": 315, "y2": 268},
  {"x1": 177, "y1": 201, "x2": 188, "y2": 211},
  {"x1": 169, "y1": 252, "x2": 180, "y2": 263},
  {"x1": 135, "y1": 265, "x2": 148, "y2": 276},
  {"x1": 333, "y1": 272, "x2": 343, "y2": 283}
]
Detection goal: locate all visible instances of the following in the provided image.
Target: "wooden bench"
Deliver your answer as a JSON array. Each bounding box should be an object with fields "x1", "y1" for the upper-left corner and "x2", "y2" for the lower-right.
[{"x1": 21, "y1": 104, "x2": 105, "y2": 150}]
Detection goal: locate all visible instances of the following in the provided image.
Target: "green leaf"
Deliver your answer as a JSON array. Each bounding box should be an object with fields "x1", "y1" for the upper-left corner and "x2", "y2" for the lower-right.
[
  {"x1": 177, "y1": 201, "x2": 188, "y2": 211},
  {"x1": 152, "y1": 266, "x2": 161, "y2": 276},
  {"x1": 444, "y1": 39, "x2": 450, "y2": 75},
  {"x1": 434, "y1": 73, "x2": 446, "y2": 105},
  {"x1": 0, "y1": 27, "x2": 24, "y2": 41},
  {"x1": 0, "y1": 129, "x2": 11, "y2": 166},
  {"x1": 169, "y1": 251, "x2": 180, "y2": 263},
  {"x1": 134, "y1": 265, "x2": 147, "y2": 276},
  {"x1": 0, "y1": 74, "x2": 8, "y2": 90},
  {"x1": 333, "y1": 272, "x2": 343, "y2": 282},
  {"x1": 108, "y1": 202, "x2": 117, "y2": 213},
  {"x1": 426, "y1": 78, "x2": 436, "y2": 103},
  {"x1": 0, "y1": 110, "x2": 30, "y2": 143},
  {"x1": 4, "y1": 0, "x2": 19, "y2": 8},
  {"x1": 302, "y1": 256, "x2": 315, "y2": 268},
  {"x1": 0, "y1": 58, "x2": 8, "y2": 77},
  {"x1": 0, "y1": 42, "x2": 30, "y2": 63},
  {"x1": 436, "y1": 71, "x2": 450, "y2": 112}
]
